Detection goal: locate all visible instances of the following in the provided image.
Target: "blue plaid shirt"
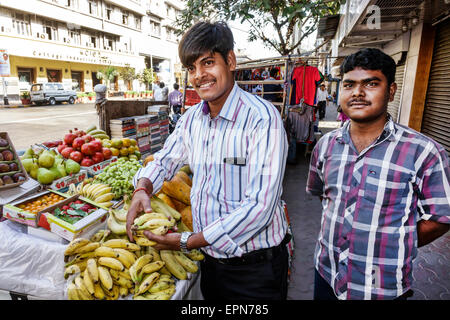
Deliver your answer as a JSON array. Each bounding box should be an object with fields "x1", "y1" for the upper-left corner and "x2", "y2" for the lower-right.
[{"x1": 307, "y1": 117, "x2": 450, "y2": 300}]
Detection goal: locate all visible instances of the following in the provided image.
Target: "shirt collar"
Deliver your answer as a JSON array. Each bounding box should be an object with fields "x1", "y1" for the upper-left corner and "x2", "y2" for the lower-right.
[
  {"x1": 337, "y1": 114, "x2": 397, "y2": 144},
  {"x1": 201, "y1": 82, "x2": 240, "y2": 122}
]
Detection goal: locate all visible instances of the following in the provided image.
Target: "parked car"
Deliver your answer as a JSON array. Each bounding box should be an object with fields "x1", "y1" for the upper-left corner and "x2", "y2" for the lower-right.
[{"x1": 30, "y1": 82, "x2": 77, "y2": 105}]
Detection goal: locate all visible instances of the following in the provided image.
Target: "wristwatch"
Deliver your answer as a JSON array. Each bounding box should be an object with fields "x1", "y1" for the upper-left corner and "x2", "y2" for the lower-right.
[{"x1": 180, "y1": 232, "x2": 193, "y2": 254}]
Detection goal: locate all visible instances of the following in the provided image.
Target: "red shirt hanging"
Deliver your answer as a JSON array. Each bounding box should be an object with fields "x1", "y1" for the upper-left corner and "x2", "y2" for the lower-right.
[{"x1": 291, "y1": 66, "x2": 321, "y2": 106}]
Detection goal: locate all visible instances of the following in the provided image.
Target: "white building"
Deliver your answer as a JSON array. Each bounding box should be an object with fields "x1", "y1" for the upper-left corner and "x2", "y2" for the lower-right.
[{"x1": 0, "y1": 0, "x2": 184, "y2": 100}]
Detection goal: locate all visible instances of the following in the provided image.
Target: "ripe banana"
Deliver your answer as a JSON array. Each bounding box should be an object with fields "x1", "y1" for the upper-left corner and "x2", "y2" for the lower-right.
[
  {"x1": 86, "y1": 258, "x2": 99, "y2": 283},
  {"x1": 90, "y1": 229, "x2": 106, "y2": 242},
  {"x1": 64, "y1": 264, "x2": 81, "y2": 279},
  {"x1": 160, "y1": 250, "x2": 187, "y2": 280},
  {"x1": 148, "y1": 277, "x2": 175, "y2": 293},
  {"x1": 133, "y1": 212, "x2": 168, "y2": 226},
  {"x1": 113, "y1": 275, "x2": 133, "y2": 289},
  {"x1": 67, "y1": 281, "x2": 80, "y2": 300},
  {"x1": 94, "y1": 193, "x2": 115, "y2": 204},
  {"x1": 147, "y1": 247, "x2": 171, "y2": 276},
  {"x1": 93, "y1": 282, "x2": 106, "y2": 300},
  {"x1": 129, "y1": 264, "x2": 139, "y2": 284},
  {"x1": 186, "y1": 249, "x2": 205, "y2": 261},
  {"x1": 98, "y1": 266, "x2": 113, "y2": 291},
  {"x1": 111, "y1": 208, "x2": 128, "y2": 222},
  {"x1": 91, "y1": 185, "x2": 112, "y2": 200},
  {"x1": 143, "y1": 285, "x2": 175, "y2": 300},
  {"x1": 107, "y1": 212, "x2": 127, "y2": 235},
  {"x1": 64, "y1": 238, "x2": 90, "y2": 256},
  {"x1": 151, "y1": 196, "x2": 181, "y2": 220},
  {"x1": 87, "y1": 183, "x2": 105, "y2": 198},
  {"x1": 119, "y1": 286, "x2": 129, "y2": 298},
  {"x1": 98, "y1": 257, "x2": 125, "y2": 271},
  {"x1": 112, "y1": 248, "x2": 136, "y2": 266},
  {"x1": 75, "y1": 274, "x2": 93, "y2": 300},
  {"x1": 134, "y1": 236, "x2": 157, "y2": 247},
  {"x1": 96, "y1": 201, "x2": 113, "y2": 208},
  {"x1": 132, "y1": 254, "x2": 154, "y2": 274},
  {"x1": 83, "y1": 268, "x2": 95, "y2": 295},
  {"x1": 102, "y1": 239, "x2": 141, "y2": 251},
  {"x1": 107, "y1": 284, "x2": 120, "y2": 300},
  {"x1": 94, "y1": 246, "x2": 119, "y2": 258},
  {"x1": 109, "y1": 268, "x2": 120, "y2": 281},
  {"x1": 73, "y1": 242, "x2": 100, "y2": 254},
  {"x1": 172, "y1": 250, "x2": 198, "y2": 273},
  {"x1": 137, "y1": 218, "x2": 174, "y2": 230},
  {"x1": 73, "y1": 251, "x2": 97, "y2": 261},
  {"x1": 138, "y1": 261, "x2": 165, "y2": 279},
  {"x1": 135, "y1": 272, "x2": 160, "y2": 297},
  {"x1": 114, "y1": 250, "x2": 134, "y2": 269}
]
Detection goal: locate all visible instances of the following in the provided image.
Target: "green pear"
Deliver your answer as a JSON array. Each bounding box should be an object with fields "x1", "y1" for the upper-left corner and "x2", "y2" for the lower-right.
[
  {"x1": 21, "y1": 147, "x2": 35, "y2": 160},
  {"x1": 29, "y1": 162, "x2": 39, "y2": 179},
  {"x1": 54, "y1": 156, "x2": 64, "y2": 166},
  {"x1": 65, "y1": 159, "x2": 80, "y2": 174},
  {"x1": 49, "y1": 166, "x2": 62, "y2": 180},
  {"x1": 38, "y1": 150, "x2": 55, "y2": 168},
  {"x1": 37, "y1": 167, "x2": 54, "y2": 184},
  {"x1": 57, "y1": 163, "x2": 67, "y2": 178},
  {"x1": 21, "y1": 158, "x2": 34, "y2": 173}
]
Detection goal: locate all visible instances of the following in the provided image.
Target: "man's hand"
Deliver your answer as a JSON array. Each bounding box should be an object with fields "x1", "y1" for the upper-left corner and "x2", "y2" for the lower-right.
[
  {"x1": 143, "y1": 231, "x2": 182, "y2": 251},
  {"x1": 126, "y1": 190, "x2": 152, "y2": 242}
]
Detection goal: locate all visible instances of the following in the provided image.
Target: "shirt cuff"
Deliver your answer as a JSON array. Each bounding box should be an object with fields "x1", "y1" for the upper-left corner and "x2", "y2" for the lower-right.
[{"x1": 202, "y1": 219, "x2": 245, "y2": 257}]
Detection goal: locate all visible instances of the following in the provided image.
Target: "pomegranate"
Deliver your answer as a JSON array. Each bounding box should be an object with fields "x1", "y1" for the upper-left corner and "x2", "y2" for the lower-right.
[
  {"x1": 61, "y1": 147, "x2": 74, "y2": 159},
  {"x1": 92, "y1": 152, "x2": 105, "y2": 164},
  {"x1": 73, "y1": 128, "x2": 86, "y2": 137},
  {"x1": 57, "y1": 143, "x2": 68, "y2": 154},
  {"x1": 81, "y1": 135, "x2": 94, "y2": 143},
  {"x1": 64, "y1": 130, "x2": 76, "y2": 146},
  {"x1": 102, "y1": 147, "x2": 112, "y2": 160},
  {"x1": 69, "y1": 151, "x2": 83, "y2": 163},
  {"x1": 72, "y1": 137, "x2": 85, "y2": 150},
  {"x1": 81, "y1": 143, "x2": 95, "y2": 156},
  {"x1": 80, "y1": 157, "x2": 94, "y2": 167},
  {"x1": 90, "y1": 140, "x2": 103, "y2": 152}
]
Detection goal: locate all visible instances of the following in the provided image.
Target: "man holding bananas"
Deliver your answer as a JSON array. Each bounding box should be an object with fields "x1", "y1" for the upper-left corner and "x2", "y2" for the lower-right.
[{"x1": 127, "y1": 21, "x2": 290, "y2": 300}]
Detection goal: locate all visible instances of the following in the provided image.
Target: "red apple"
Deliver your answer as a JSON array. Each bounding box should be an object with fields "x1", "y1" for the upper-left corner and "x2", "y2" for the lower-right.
[
  {"x1": 57, "y1": 143, "x2": 67, "y2": 154},
  {"x1": 81, "y1": 134, "x2": 94, "y2": 143},
  {"x1": 92, "y1": 152, "x2": 104, "y2": 164},
  {"x1": 72, "y1": 137, "x2": 85, "y2": 150},
  {"x1": 102, "y1": 147, "x2": 112, "y2": 160},
  {"x1": 61, "y1": 147, "x2": 74, "y2": 159},
  {"x1": 81, "y1": 143, "x2": 95, "y2": 156},
  {"x1": 90, "y1": 140, "x2": 103, "y2": 152},
  {"x1": 80, "y1": 157, "x2": 94, "y2": 167},
  {"x1": 69, "y1": 150, "x2": 83, "y2": 163},
  {"x1": 64, "y1": 130, "x2": 76, "y2": 145}
]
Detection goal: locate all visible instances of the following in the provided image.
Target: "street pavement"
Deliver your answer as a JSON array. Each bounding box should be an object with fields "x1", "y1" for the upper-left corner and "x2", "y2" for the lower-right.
[{"x1": 284, "y1": 103, "x2": 450, "y2": 300}]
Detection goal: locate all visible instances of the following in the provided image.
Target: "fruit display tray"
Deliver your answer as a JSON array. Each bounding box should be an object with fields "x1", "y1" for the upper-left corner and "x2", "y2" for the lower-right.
[
  {"x1": 0, "y1": 132, "x2": 29, "y2": 191},
  {"x1": 81, "y1": 156, "x2": 118, "y2": 177}
]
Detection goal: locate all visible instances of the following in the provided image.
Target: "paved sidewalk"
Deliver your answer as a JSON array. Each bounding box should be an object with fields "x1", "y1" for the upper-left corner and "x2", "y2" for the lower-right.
[{"x1": 284, "y1": 103, "x2": 450, "y2": 300}]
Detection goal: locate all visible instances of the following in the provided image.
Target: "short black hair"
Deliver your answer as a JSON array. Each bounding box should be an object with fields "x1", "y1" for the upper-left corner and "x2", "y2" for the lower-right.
[
  {"x1": 340, "y1": 48, "x2": 396, "y2": 85},
  {"x1": 159, "y1": 82, "x2": 165, "y2": 88},
  {"x1": 173, "y1": 83, "x2": 179, "y2": 90},
  {"x1": 179, "y1": 21, "x2": 234, "y2": 68},
  {"x1": 269, "y1": 68, "x2": 278, "y2": 78}
]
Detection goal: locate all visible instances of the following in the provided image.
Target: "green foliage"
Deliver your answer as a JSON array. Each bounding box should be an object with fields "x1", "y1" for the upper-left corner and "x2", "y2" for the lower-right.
[
  {"x1": 119, "y1": 64, "x2": 137, "y2": 82},
  {"x1": 138, "y1": 68, "x2": 157, "y2": 90},
  {"x1": 174, "y1": 0, "x2": 345, "y2": 55},
  {"x1": 20, "y1": 91, "x2": 30, "y2": 99}
]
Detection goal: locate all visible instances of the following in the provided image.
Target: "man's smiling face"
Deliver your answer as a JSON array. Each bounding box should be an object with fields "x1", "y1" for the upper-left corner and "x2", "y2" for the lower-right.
[{"x1": 187, "y1": 51, "x2": 236, "y2": 104}]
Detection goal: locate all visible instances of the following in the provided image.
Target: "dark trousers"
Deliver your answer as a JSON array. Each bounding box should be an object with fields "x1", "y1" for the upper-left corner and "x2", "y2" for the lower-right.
[
  {"x1": 313, "y1": 269, "x2": 413, "y2": 300},
  {"x1": 200, "y1": 244, "x2": 289, "y2": 300},
  {"x1": 317, "y1": 101, "x2": 326, "y2": 120}
]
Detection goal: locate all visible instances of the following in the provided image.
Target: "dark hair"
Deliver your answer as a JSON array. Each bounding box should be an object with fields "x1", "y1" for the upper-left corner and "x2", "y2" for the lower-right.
[
  {"x1": 159, "y1": 82, "x2": 165, "y2": 88},
  {"x1": 269, "y1": 68, "x2": 278, "y2": 78},
  {"x1": 340, "y1": 48, "x2": 396, "y2": 85},
  {"x1": 173, "y1": 83, "x2": 179, "y2": 90},
  {"x1": 179, "y1": 21, "x2": 234, "y2": 68}
]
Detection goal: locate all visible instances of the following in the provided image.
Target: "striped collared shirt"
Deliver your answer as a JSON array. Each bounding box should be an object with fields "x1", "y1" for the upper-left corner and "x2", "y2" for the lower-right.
[
  {"x1": 307, "y1": 117, "x2": 450, "y2": 300},
  {"x1": 134, "y1": 82, "x2": 289, "y2": 258}
]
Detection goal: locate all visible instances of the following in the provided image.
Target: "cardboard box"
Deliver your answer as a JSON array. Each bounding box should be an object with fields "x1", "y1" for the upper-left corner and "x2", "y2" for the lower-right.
[
  {"x1": 0, "y1": 132, "x2": 29, "y2": 191},
  {"x1": 3, "y1": 190, "x2": 70, "y2": 227},
  {"x1": 81, "y1": 157, "x2": 117, "y2": 177},
  {"x1": 49, "y1": 169, "x2": 88, "y2": 193},
  {"x1": 38, "y1": 194, "x2": 108, "y2": 241}
]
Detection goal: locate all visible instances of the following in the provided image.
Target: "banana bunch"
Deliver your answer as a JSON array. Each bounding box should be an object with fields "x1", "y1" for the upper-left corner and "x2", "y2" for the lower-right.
[
  {"x1": 79, "y1": 182, "x2": 114, "y2": 208},
  {"x1": 65, "y1": 237, "x2": 141, "y2": 300},
  {"x1": 86, "y1": 126, "x2": 110, "y2": 140}
]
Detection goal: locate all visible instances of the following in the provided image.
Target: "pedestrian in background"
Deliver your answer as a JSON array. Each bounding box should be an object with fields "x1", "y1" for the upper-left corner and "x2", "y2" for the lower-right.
[
  {"x1": 159, "y1": 81, "x2": 169, "y2": 101},
  {"x1": 307, "y1": 48, "x2": 450, "y2": 300},
  {"x1": 152, "y1": 80, "x2": 161, "y2": 101},
  {"x1": 316, "y1": 83, "x2": 328, "y2": 120},
  {"x1": 127, "y1": 20, "x2": 290, "y2": 301},
  {"x1": 168, "y1": 83, "x2": 183, "y2": 115}
]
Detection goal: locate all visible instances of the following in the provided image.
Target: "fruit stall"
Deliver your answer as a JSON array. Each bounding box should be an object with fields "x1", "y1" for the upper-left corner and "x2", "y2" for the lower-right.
[{"x1": 0, "y1": 124, "x2": 202, "y2": 301}]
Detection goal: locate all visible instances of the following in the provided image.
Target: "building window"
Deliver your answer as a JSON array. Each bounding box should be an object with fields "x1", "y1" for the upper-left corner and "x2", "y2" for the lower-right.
[
  {"x1": 122, "y1": 10, "x2": 129, "y2": 25},
  {"x1": 90, "y1": 36, "x2": 97, "y2": 48},
  {"x1": 12, "y1": 13, "x2": 31, "y2": 36},
  {"x1": 88, "y1": 0, "x2": 98, "y2": 15},
  {"x1": 150, "y1": 20, "x2": 161, "y2": 38},
  {"x1": 104, "y1": 37, "x2": 114, "y2": 50},
  {"x1": 18, "y1": 68, "x2": 34, "y2": 90},
  {"x1": 43, "y1": 21, "x2": 58, "y2": 41},
  {"x1": 105, "y1": 5, "x2": 112, "y2": 20},
  {"x1": 68, "y1": 30, "x2": 80, "y2": 45},
  {"x1": 65, "y1": 0, "x2": 78, "y2": 8},
  {"x1": 166, "y1": 27, "x2": 176, "y2": 42},
  {"x1": 135, "y1": 17, "x2": 141, "y2": 30}
]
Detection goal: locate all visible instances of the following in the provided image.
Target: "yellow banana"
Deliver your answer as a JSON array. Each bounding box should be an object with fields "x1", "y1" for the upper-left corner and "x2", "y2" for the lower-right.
[
  {"x1": 67, "y1": 281, "x2": 80, "y2": 300},
  {"x1": 137, "y1": 218, "x2": 174, "y2": 230},
  {"x1": 83, "y1": 268, "x2": 95, "y2": 295},
  {"x1": 73, "y1": 242, "x2": 100, "y2": 254},
  {"x1": 64, "y1": 238, "x2": 90, "y2": 256},
  {"x1": 98, "y1": 257, "x2": 125, "y2": 271},
  {"x1": 160, "y1": 250, "x2": 187, "y2": 280},
  {"x1": 90, "y1": 230, "x2": 106, "y2": 242},
  {"x1": 113, "y1": 249, "x2": 136, "y2": 268},
  {"x1": 94, "y1": 246, "x2": 119, "y2": 258},
  {"x1": 172, "y1": 250, "x2": 199, "y2": 273},
  {"x1": 98, "y1": 266, "x2": 113, "y2": 291},
  {"x1": 129, "y1": 264, "x2": 139, "y2": 284},
  {"x1": 86, "y1": 258, "x2": 99, "y2": 283},
  {"x1": 119, "y1": 269, "x2": 132, "y2": 281},
  {"x1": 64, "y1": 264, "x2": 81, "y2": 279},
  {"x1": 186, "y1": 249, "x2": 205, "y2": 261},
  {"x1": 113, "y1": 275, "x2": 133, "y2": 289},
  {"x1": 103, "y1": 239, "x2": 141, "y2": 251},
  {"x1": 132, "y1": 254, "x2": 154, "y2": 274},
  {"x1": 88, "y1": 183, "x2": 105, "y2": 198},
  {"x1": 148, "y1": 277, "x2": 175, "y2": 293},
  {"x1": 147, "y1": 247, "x2": 171, "y2": 276},
  {"x1": 94, "y1": 193, "x2": 115, "y2": 204},
  {"x1": 97, "y1": 201, "x2": 113, "y2": 208},
  {"x1": 135, "y1": 272, "x2": 160, "y2": 296},
  {"x1": 133, "y1": 212, "x2": 168, "y2": 226},
  {"x1": 82, "y1": 183, "x2": 95, "y2": 197},
  {"x1": 110, "y1": 208, "x2": 128, "y2": 222},
  {"x1": 107, "y1": 213, "x2": 127, "y2": 235},
  {"x1": 134, "y1": 236, "x2": 157, "y2": 247},
  {"x1": 151, "y1": 196, "x2": 181, "y2": 220},
  {"x1": 119, "y1": 286, "x2": 129, "y2": 298},
  {"x1": 93, "y1": 282, "x2": 106, "y2": 300},
  {"x1": 106, "y1": 284, "x2": 119, "y2": 300},
  {"x1": 100, "y1": 282, "x2": 114, "y2": 297},
  {"x1": 91, "y1": 185, "x2": 112, "y2": 200},
  {"x1": 138, "y1": 261, "x2": 165, "y2": 279},
  {"x1": 75, "y1": 274, "x2": 93, "y2": 300},
  {"x1": 143, "y1": 284, "x2": 175, "y2": 300}
]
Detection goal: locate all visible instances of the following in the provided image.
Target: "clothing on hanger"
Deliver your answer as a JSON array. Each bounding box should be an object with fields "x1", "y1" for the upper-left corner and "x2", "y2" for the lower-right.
[{"x1": 291, "y1": 65, "x2": 322, "y2": 106}]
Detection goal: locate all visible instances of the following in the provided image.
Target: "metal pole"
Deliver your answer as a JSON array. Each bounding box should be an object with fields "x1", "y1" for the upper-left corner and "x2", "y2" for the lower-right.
[{"x1": 2, "y1": 77, "x2": 8, "y2": 105}]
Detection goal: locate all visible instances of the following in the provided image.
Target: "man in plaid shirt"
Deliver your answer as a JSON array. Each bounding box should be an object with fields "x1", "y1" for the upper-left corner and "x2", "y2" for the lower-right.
[{"x1": 307, "y1": 48, "x2": 450, "y2": 300}]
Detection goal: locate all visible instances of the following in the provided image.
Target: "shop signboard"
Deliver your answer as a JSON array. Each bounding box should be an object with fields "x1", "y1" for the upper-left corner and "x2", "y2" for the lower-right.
[{"x1": 0, "y1": 49, "x2": 10, "y2": 77}]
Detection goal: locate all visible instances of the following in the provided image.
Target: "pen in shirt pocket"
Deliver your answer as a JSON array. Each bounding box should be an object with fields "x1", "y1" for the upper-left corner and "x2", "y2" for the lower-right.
[{"x1": 223, "y1": 157, "x2": 246, "y2": 166}]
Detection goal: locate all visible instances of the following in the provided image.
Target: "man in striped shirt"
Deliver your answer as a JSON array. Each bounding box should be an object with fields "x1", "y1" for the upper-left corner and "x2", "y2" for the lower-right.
[
  {"x1": 307, "y1": 48, "x2": 450, "y2": 300},
  {"x1": 127, "y1": 21, "x2": 290, "y2": 300}
]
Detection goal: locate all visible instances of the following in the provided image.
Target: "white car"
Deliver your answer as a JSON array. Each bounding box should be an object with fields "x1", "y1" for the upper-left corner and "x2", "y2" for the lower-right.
[{"x1": 30, "y1": 83, "x2": 77, "y2": 106}]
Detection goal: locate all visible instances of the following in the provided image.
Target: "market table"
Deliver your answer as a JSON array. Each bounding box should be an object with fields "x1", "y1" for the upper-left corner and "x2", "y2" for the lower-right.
[{"x1": 0, "y1": 220, "x2": 203, "y2": 300}]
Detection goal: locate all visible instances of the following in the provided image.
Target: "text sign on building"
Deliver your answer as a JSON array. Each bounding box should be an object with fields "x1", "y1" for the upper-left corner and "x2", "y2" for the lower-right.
[{"x1": 0, "y1": 49, "x2": 11, "y2": 77}]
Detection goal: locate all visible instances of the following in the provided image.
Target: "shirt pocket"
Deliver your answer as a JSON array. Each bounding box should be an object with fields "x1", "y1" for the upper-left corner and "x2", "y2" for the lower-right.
[{"x1": 221, "y1": 162, "x2": 247, "y2": 203}]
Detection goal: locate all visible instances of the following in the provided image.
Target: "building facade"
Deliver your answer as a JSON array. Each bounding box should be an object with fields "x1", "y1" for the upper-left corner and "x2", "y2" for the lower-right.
[
  {"x1": 316, "y1": 0, "x2": 450, "y2": 155},
  {"x1": 0, "y1": 0, "x2": 184, "y2": 101}
]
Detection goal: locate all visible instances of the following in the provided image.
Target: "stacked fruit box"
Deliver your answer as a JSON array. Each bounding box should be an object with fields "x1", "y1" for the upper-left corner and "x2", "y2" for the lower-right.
[
  {"x1": 109, "y1": 117, "x2": 136, "y2": 139},
  {"x1": 134, "y1": 115, "x2": 152, "y2": 157},
  {"x1": 158, "y1": 111, "x2": 170, "y2": 145},
  {"x1": 149, "y1": 115, "x2": 162, "y2": 154}
]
